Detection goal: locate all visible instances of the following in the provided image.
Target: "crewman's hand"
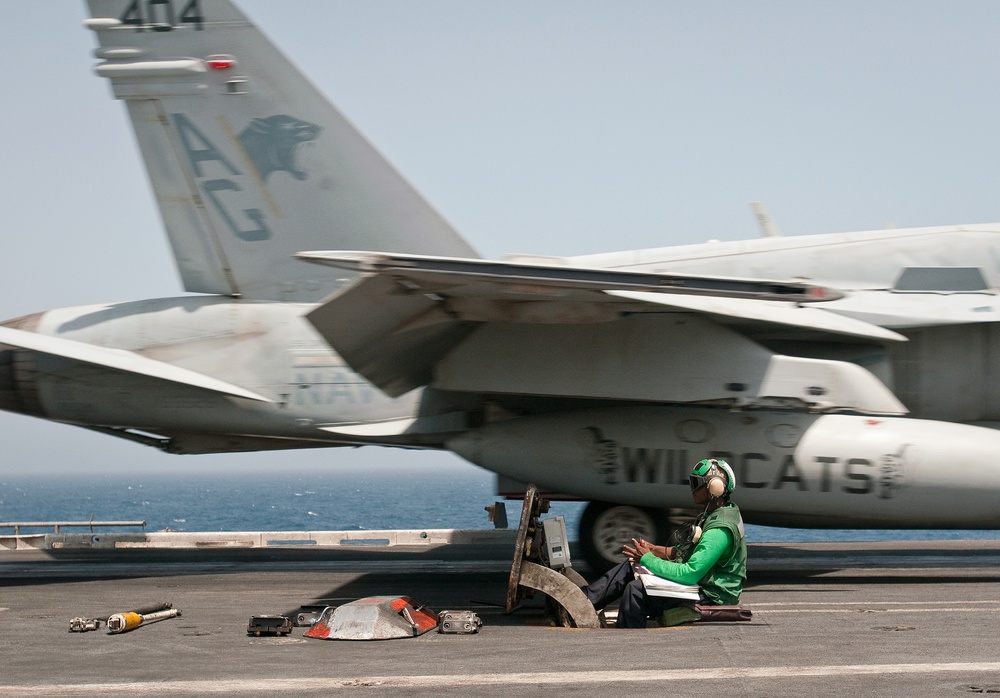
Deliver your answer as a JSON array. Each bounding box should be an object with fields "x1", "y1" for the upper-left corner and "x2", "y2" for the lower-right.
[
  {"x1": 623, "y1": 537, "x2": 655, "y2": 561},
  {"x1": 622, "y1": 542, "x2": 639, "y2": 561}
]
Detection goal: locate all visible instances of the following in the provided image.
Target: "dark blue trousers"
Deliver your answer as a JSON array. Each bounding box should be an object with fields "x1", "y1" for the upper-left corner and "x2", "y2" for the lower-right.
[{"x1": 581, "y1": 561, "x2": 687, "y2": 628}]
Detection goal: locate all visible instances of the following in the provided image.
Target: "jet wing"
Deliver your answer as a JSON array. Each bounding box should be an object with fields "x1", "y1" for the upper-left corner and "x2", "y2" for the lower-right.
[
  {"x1": 297, "y1": 250, "x2": 833, "y2": 302},
  {"x1": 605, "y1": 290, "x2": 906, "y2": 341},
  {"x1": 0, "y1": 326, "x2": 272, "y2": 403},
  {"x1": 302, "y1": 251, "x2": 904, "y2": 401}
]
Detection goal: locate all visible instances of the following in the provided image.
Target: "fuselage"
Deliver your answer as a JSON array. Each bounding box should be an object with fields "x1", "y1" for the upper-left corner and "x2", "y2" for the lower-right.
[
  {"x1": 0, "y1": 297, "x2": 419, "y2": 452},
  {"x1": 4, "y1": 224, "x2": 1000, "y2": 528}
]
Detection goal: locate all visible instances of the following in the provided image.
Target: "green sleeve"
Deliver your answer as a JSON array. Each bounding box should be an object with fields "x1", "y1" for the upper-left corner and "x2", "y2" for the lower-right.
[{"x1": 638, "y1": 528, "x2": 733, "y2": 585}]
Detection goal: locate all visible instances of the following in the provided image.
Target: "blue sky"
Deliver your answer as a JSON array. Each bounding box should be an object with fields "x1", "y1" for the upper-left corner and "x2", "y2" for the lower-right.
[{"x1": 1, "y1": 1, "x2": 999, "y2": 475}]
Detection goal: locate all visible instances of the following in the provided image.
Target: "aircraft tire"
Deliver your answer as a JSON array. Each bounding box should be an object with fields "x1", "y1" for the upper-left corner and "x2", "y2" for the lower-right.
[{"x1": 578, "y1": 501, "x2": 670, "y2": 574}]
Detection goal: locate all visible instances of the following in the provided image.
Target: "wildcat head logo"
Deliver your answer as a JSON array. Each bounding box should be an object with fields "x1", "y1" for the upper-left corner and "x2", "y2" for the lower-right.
[
  {"x1": 877, "y1": 447, "x2": 910, "y2": 499},
  {"x1": 239, "y1": 114, "x2": 321, "y2": 182},
  {"x1": 583, "y1": 427, "x2": 622, "y2": 485}
]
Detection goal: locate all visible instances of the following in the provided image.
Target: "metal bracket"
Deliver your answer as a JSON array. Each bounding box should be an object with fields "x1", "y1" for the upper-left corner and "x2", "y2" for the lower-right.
[{"x1": 505, "y1": 484, "x2": 600, "y2": 628}]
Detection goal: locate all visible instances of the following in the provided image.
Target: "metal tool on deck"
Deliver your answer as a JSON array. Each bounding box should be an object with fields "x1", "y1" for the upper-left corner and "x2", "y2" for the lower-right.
[
  {"x1": 108, "y1": 604, "x2": 181, "y2": 634},
  {"x1": 247, "y1": 615, "x2": 293, "y2": 636},
  {"x1": 293, "y1": 606, "x2": 327, "y2": 627},
  {"x1": 69, "y1": 617, "x2": 102, "y2": 633},
  {"x1": 437, "y1": 610, "x2": 483, "y2": 634},
  {"x1": 69, "y1": 602, "x2": 174, "y2": 633},
  {"x1": 505, "y1": 484, "x2": 601, "y2": 628}
]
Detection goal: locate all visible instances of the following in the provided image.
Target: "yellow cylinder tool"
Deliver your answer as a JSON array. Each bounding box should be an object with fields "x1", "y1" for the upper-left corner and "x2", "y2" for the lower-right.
[
  {"x1": 107, "y1": 612, "x2": 143, "y2": 633},
  {"x1": 107, "y1": 608, "x2": 180, "y2": 634}
]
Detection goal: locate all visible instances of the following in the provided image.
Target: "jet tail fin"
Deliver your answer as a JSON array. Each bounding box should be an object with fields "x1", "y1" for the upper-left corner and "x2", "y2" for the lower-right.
[
  {"x1": 750, "y1": 202, "x2": 782, "y2": 238},
  {"x1": 85, "y1": 0, "x2": 477, "y2": 301}
]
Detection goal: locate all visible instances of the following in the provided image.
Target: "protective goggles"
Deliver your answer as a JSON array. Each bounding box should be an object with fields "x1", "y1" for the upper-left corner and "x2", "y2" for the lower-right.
[{"x1": 689, "y1": 474, "x2": 711, "y2": 491}]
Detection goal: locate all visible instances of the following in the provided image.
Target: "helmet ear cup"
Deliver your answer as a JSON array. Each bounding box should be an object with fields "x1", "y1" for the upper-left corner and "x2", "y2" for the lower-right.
[
  {"x1": 691, "y1": 458, "x2": 734, "y2": 498},
  {"x1": 707, "y1": 474, "x2": 726, "y2": 498}
]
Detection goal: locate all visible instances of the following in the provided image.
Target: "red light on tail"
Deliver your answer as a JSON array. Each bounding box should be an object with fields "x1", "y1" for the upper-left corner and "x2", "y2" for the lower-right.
[{"x1": 206, "y1": 54, "x2": 236, "y2": 70}]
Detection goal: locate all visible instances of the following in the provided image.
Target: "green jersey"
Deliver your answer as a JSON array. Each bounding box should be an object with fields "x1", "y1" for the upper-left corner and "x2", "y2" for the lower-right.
[{"x1": 638, "y1": 503, "x2": 747, "y2": 605}]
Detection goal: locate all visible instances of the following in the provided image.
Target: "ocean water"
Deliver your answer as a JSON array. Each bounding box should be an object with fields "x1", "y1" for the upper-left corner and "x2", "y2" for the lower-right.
[
  {"x1": 2, "y1": 469, "x2": 999, "y2": 544},
  {"x1": 0, "y1": 470, "x2": 524, "y2": 534}
]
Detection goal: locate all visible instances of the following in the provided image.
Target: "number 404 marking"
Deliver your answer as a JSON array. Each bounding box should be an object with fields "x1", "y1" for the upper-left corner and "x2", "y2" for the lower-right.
[{"x1": 120, "y1": 0, "x2": 204, "y2": 31}]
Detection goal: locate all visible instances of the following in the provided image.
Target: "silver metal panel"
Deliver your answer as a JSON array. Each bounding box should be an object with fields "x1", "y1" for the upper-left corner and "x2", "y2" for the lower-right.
[{"x1": 890, "y1": 325, "x2": 996, "y2": 422}]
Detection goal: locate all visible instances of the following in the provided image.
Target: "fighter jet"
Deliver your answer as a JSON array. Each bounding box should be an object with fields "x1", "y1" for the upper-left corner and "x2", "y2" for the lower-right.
[{"x1": 3, "y1": 0, "x2": 1000, "y2": 570}]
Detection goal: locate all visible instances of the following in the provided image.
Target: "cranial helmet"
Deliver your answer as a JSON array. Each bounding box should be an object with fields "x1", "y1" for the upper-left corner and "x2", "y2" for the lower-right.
[{"x1": 689, "y1": 458, "x2": 736, "y2": 498}]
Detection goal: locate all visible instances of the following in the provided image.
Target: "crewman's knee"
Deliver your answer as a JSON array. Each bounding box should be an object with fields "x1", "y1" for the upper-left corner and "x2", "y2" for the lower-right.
[{"x1": 622, "y1": 580, "x2": 646, "y2": 602}]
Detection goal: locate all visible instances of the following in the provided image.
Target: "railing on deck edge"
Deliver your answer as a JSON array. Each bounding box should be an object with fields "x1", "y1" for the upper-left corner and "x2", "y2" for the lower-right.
[{"x1": 0, "y1": 521, "x2": 147, "y2": 534}]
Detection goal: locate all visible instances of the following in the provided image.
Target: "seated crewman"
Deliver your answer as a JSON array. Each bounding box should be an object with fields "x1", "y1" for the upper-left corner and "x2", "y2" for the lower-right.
[{"x1": 580, "y1": 458, "x2": 747, "y2": 628}]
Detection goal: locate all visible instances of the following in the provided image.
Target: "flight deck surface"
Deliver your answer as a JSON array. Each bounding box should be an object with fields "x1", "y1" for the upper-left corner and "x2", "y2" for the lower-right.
[{"x1": 3, "y1": 538, "x2": 1000, "y2": 696}]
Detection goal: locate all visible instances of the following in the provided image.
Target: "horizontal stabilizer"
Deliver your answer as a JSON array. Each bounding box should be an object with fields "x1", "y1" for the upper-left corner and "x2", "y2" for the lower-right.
[{"x1": 0, "y1": 326, "x2": 272, "y2": 403}]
